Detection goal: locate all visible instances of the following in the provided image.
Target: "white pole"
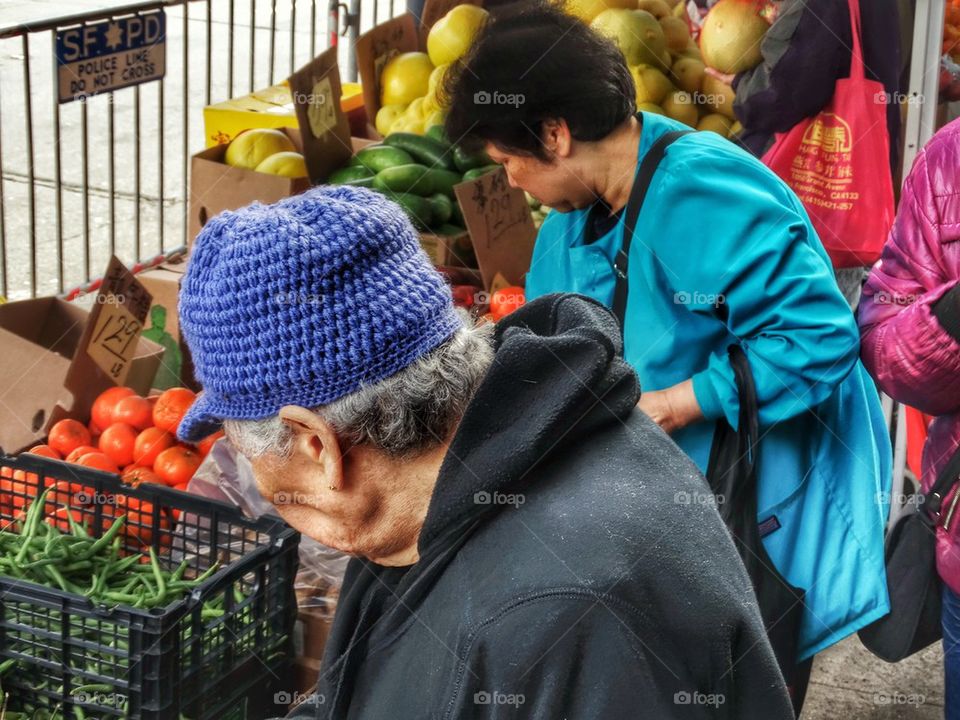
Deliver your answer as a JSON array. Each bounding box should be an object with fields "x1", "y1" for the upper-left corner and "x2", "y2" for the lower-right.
[{"x1": 901, "y1": 0, "x2": 947, "y2": 179}]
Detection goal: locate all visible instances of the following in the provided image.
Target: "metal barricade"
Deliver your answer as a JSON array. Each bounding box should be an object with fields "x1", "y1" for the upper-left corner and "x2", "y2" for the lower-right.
[{"x1": 0, "y1": 0, "x2": 400, "y2": 302}]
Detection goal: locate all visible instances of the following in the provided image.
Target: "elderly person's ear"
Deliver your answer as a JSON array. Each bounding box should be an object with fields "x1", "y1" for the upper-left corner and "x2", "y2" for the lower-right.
[{"x1": 278, "y1": 406, "x2": 344, "y2": 490}]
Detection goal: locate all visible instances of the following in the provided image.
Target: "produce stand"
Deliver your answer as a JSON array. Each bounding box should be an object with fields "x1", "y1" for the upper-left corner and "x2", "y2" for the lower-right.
[{"x1": 0, "y1": 0, "x2": 955, "y2": 715}]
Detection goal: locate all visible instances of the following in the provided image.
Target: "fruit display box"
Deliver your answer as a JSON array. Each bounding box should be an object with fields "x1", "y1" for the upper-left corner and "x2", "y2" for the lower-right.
[
  {"x1": 188, "y1": 48, "x2": 371, "y2": 246},
  {"x1": 0, "y1": 452, "x2": 300, "y2": 719},
  {"x1": 0, "y1": 293, "x2": 163, "y2": 455},
  {"x1": 187, "y1": 126, "x2": 312, "y2": 245},
  {"x1": 187, "y1": 130, "x2": 376, "y2": 246},
  {"x1": 203, "y1": 81, "x2": 365, "y2": 148}
]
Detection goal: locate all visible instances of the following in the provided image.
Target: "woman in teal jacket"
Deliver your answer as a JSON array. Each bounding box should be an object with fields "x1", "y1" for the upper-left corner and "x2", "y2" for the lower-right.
[{"x1": 445, "y1": 0, "x2": 890, "y2": 693}]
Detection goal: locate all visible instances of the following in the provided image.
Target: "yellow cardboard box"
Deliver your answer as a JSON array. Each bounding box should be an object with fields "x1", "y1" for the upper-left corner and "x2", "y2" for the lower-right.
[{"x1": 203, "y1": 81, "x2": 364, "y2": 147}]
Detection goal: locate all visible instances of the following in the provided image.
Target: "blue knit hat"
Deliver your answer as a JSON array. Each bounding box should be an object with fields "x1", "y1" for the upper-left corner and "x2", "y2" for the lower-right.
[{"x1": 176, "y1": 185, "x2": 463, "y2": 442}]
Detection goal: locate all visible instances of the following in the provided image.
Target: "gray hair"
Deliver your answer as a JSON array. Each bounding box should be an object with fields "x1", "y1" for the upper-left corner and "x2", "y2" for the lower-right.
[{"x1": 224, "y1": 315, "x2": 495, "y2": 460}]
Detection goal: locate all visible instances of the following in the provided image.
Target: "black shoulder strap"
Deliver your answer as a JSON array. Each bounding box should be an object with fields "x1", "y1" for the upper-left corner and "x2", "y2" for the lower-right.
[{"x1": 611, "y1": 128, "x2": 691, "y2": 333}]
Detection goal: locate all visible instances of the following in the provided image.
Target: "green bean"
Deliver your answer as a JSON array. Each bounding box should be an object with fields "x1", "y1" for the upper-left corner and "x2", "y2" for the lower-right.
[
  {"x1": 78, "y1": 515, "x2": 125, "y2": 560},
  {"x1": 149, "y1": 548, "x2": 166, "y2": 604},
  {"x1": 64, "y1": 509, "x2": 85, "y2": 538},
  {"x1": 186, "y1": 562, "x2": 220, "y2": 587},
  {"x1": 170, "y1": 559, "x2": 189, "y2": 583},
  {"x1": 136, "y1": 573, "x2": 157, "y2": 600},
  {"x1": 14, "y1": 487, "x2": 53, "y2": 563},
  {"x1": 71, "y1": 683, "x2": 113, "y2": 693},
  {"x1": 60, "y1": 561, "x2": 94, "y2": 574},
  {"x1": 102, "y1": 591, "x2": 140, "y2": 604},
  {"x1": 118, "y1": 576, "x2": 140, "y2": 594}
]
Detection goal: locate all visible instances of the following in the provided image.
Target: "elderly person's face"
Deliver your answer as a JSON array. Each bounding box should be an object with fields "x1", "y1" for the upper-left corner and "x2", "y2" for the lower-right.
[{"x1": 237, "y1": 406, "x2": 445, "y2": 566}]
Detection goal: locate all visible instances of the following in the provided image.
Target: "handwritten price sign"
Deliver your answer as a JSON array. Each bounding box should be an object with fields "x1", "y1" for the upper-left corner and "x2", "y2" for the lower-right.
[
  {"x1": 84, "y1": 257, "x2": 153, "y2": 384},
  {"x1": 89, "y1": 305, "x2": 142, "y2": 379},
  {"x1": 455, "y1": 168, "x2": 537, "y2": 289}
]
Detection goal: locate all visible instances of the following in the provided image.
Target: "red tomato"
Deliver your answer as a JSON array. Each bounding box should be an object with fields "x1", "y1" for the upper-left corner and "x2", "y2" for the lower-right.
[
  {"x1": 450, "y1": 285, "x2": 477, "y2": 309},
  {"x1": 195, "y1": 430, "x2": 224, "y2": 458},
  {"x1": 489, "y1": 286, "x2": 526, "y2": 321},
  {"x1": 27, "y1": 445, "x2": 61, "y2": 460}
]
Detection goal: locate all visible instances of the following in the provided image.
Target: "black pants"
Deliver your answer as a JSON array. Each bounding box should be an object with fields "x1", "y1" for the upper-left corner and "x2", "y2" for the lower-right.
[{"x1": 791, "y1": 657, "x2": 814, "y2": 717}]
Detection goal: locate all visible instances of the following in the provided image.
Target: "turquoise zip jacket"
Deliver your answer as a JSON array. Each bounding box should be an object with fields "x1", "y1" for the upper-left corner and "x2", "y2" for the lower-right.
[{"x1": 526, "y1": 112, "x2": 891, "y2": 660}]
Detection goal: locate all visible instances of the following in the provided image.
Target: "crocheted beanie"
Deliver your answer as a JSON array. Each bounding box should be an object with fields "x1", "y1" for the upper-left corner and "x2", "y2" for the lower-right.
[{"x1": 176, "y1": 184, "x2": 463, "y2": 442}]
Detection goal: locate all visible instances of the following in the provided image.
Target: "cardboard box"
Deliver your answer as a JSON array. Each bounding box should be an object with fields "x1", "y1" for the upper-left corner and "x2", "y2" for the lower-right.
[
  {"x1": 0, "y1": 261, "x2": 163, "y2": 454},
  {"x1": 355, "y1": 0, "x2": 484, "y2": 137},
  {"x1": 294, "y1": 605, "x2": 334, "y2": 661},
  {"x1": 188, "y1": 126, "x2": 312, "y2": 244},
  {"x1": 454, "y1": 167, "x2": 536, "y2": 290},
  {"x1": 188, "y1": 131, "x2": 376, "y2": 244},
  {"x1": 189, "y1": 48, "x2": 365, "y2": 245},
  {"x1": 292, "y1": 657, "x2": 323, "y2": 698},
  {"x1": 203, "y1": 81, "x2": 365, "y2": 147},
  {"x1": 418, "y1": 230, "x2": 473, "y2": 268},
  {"x1": 136, "y1": 257, "x2": 198, "y2": 391}
]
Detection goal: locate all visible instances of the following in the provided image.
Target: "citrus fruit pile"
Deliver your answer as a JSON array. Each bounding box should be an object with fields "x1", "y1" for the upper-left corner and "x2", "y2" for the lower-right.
[{"x1": 375, "y1": 4, "x2": 489, "y2": 136}]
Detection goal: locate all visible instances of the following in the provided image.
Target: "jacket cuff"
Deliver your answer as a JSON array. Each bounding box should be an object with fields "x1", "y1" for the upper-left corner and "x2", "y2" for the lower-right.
[
  {"x1": 692, "y1": 370, "x2": 727, "y2": 423},
  {"x1": 933, "y1": 282, "x2": 960, "y2": 343}
]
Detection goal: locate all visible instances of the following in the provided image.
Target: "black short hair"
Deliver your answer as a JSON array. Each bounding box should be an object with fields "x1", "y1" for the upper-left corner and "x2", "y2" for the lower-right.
[{"x1": 443, "y1": 1, "x2": 635, "y2": 160}]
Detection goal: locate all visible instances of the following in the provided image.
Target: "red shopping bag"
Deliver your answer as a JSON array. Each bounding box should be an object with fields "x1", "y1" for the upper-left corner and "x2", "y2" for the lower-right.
[{"x1": 761, "y1": 0, "x2": 894, "y2": 268}]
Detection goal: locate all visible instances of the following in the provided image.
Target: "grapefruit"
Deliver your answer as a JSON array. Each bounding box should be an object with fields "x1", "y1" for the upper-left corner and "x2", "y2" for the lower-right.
[
  {"x1": 659, "y1": 16, "x2": 690, "y2": 53},
  {"x1": 225, "y1": 129, "x2": 297, "y2": 170},
  {"x1": 380, "y1": 52, "x2": 434, "y2": 107},
  {"x1": 590, "y1": 10, "x2": 667, "y2": 68},
  {"x1": 672, "y1": 56, "x2": 705, "y2": 93},
  {"x1": 699, "y1": 0, "x2": 769, "y2": 74},
  {"x1": 631, "y1": 65, "x2": 674, "y2": 105},
  {"x1": 637, "y1": 0, "x2": 672, "y2": 19},
  {"x1": 661, "y1": 90, "x2": 698, "y2": 127},
  {"x1": 697, "y1": 113, "x2": 734, "y2": 136},
  {"x1": 255, "y1": 151, "x2": 308, "y2": 178},
  {"x1": 701, "y1": 73, "x2": 737, "y2": 119},
  {"x1": 562, "y1": 0, "x2": 635, "y2": 24},
  {"x1": 427, "y1": 5, "x2": 488, "y2": 67}
]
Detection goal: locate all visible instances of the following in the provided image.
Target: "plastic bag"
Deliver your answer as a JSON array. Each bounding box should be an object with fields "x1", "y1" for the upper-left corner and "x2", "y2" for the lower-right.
[{"x1": 188, "y1": 438, "x2": 349, "y2": 616}]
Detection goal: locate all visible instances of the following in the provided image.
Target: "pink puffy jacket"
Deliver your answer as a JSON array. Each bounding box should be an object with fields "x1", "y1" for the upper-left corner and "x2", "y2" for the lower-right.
[{"x1": 859, "y1": 116, "x2": 960, "y2": 595}]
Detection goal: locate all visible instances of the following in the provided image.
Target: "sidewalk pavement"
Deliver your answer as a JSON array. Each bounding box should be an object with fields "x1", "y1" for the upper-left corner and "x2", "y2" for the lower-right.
[{"x1": 802, "y1": 636, "x2": 944, "y2": 718}]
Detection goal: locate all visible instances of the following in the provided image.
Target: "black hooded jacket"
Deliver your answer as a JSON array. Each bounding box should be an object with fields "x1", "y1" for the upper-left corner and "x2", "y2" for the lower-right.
[{"x1": 284, "y1": 294, "x2": 792, "y2": 719}]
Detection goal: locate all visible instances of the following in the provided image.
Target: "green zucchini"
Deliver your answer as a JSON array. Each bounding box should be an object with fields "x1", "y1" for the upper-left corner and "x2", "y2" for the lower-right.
[
  {"x1": 373, "y1": 164, "x2": 432, "y2": 195},
  {"x1": 453, "y1": 146, "x2": 492, "y2": 173},
  {"x1": 425, "y1": 125, "x2": 450, "y2": 144},
  {"x1": 428, "y1": 194, "x2": 454, "y2": 226},
  {"x1": 450, "y1": 199, "x2": 465, "y2": 226},
  {"x1": 461, "y1": 164, "x2": 500, "y2": 182},
  {"x1": 382, "y1": 192, "x2": 433, "y2": 230},
  {"x1": 384, "y1": 132, "x2": 456, "y2": 170},
  {"x1": 327, "y1": 165, "x2": 375, "y2": 185},
  {"x1": 341, "y1": 176, "x2": 376, "y2": 188},
  {"x1": 434, "y1": 223, "x2": 467, "y2": 236},
  {"x1": 350, "y1": 145, "x2": 415, "y2": 173},
  {"x1": 373, "y1": 165, "x2": 464, "y2": 197},
  {"x1": 425, "y1": 169, "x2": 464, "y2": 198}
]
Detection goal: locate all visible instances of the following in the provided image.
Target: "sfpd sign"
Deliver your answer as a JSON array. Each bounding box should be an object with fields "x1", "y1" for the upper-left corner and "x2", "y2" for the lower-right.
[{"x1": 56, "y1": 11, "x2": 166, "y2": 103}]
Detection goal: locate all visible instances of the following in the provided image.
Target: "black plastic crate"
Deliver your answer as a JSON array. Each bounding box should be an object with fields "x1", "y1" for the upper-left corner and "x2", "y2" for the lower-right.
[{"x1": 0, "y1": 452, "x2": 300, "y2": 719}]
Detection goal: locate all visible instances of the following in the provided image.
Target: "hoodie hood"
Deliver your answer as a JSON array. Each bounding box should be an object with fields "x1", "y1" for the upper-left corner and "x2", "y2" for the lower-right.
[
  {"x1": 312, "y1": 294, "x2": 641, "y2": 717},
  {"x1": 419, "y1": 292, "x2": 640, "y2": 550}
]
